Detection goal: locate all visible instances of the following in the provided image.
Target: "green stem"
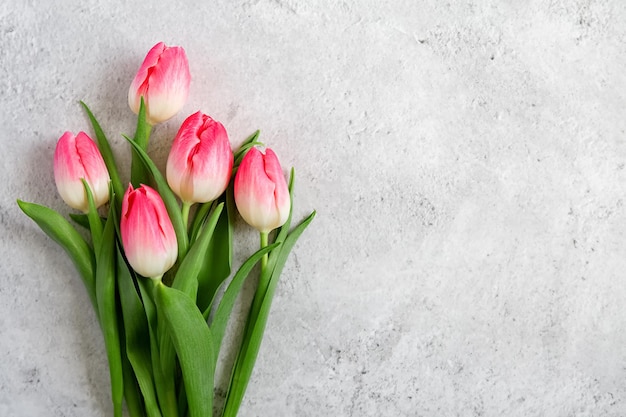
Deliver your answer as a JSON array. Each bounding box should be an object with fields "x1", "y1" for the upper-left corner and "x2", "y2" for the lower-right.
[
  {"x1": 181, "y1": 201, "x2": 191, "y2": 233},
  {"x1": 248, "y1": 231, "x2": 270, "y2": 319},
  {"x1": 260, "y1": 232, "x2": 269, "y2": 272}
]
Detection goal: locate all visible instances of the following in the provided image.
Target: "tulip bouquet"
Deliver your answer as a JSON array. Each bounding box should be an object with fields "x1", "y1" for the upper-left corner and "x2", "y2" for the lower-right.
[{"x1": 17, "y1": 42, "x2": 314, "y2": 417}]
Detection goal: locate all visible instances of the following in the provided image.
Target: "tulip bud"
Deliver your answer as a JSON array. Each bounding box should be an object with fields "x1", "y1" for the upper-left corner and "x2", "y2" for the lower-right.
[
  {"x1": 121, "y1": 184, "x2": 178, "y2": 278},
  {"x1": 166, "y1": 111, "x2": 234, "y2": 204},
  {"x1": 53, "y1": 131, "x2": 110, "y2": 212},
  {"x1": 128, "y1": 42, "x2": 191, "y2": 125},
  {"x1": 234, "y1": 147, "x2": 290, "y2": 233}
]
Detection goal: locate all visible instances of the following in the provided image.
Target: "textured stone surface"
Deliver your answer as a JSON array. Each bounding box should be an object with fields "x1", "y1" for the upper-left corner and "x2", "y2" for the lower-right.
[{"x1": 2, "y1": 0, "x2": 626, "y2": 416}]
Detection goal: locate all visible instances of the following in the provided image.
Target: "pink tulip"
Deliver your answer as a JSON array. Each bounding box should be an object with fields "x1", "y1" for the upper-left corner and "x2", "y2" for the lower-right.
[
  {"x1": 128, "y1": 42, "x2": 191, "y2": 125},
  {"x1": 234, "y1": 147, "x2": 290, "y2": 233},
  {"x1": 166, "y1": 111, "x2": 234, "y2": 204},
  {"x1": 121, "y1": 184, "x2": 178, "y2": 278},
  {"x1": 53, "y1": 131, "x2": 110, "y2": 212}
]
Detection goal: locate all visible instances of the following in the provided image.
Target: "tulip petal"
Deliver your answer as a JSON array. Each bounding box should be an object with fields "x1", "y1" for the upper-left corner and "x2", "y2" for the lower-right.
[
  {"x1": 121, "y1": 184, "x2": 177, "y2": 278},
  {"x1": 54, "y1": 131, "x2": 110, "y2": 212},
  {"x1": 234, "y1": 147, "x2": 289, "y2": 232},
  {"x1": 166, "y1": 112, "x2": 233, "y2": 204},
  {"x1": 128, "y1": 42, "x2": 190, "y2": 125}
]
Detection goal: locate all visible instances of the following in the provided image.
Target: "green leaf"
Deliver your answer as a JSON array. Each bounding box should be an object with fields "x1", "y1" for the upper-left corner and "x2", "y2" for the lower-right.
[
  {"x1": 231, "y1": 131, "x2": 263, "y2": 177},
  {"x1": 156, "y1": 306, "x2": 178, "y2": 417},
  {"x1": 121, "y1": 343, "x2": 147, "y2": 417},
  {"x1": 117, "y1": 249, "x2": 162, "y2": 417},
  {"x1": 233, "y1": 141, "x2": 264, "y2": 167},
  {"x1": 172, "y1": 202, "x2": 224, "y2": 299},
  {"x1": 80, "y1": 101, "x2": 125, "y2": 205},
  {"x1": 189, "y1": 200, "x2": 214, "y2": 244},
  {"x1": 221, "y1": 211, "x2": 315, "y2": 417},
  {"x1": 82, "y1": 179, "x2": 103, "y2": 256},
  {"x1": 69, "y1": 213, "x2": 91, "y2": 229},
  {"x1": 209, "y1": 242, "x2": 278, "y2": 353},
  {"x1": 155, "y1": 282, "x2": 215, "y2": 417},
  {"x1": 17, "y1": 200, "x2": 96, "y2": 309},
  {"x1": 138, "y1": 279, "x2": 179, "y2": 417},
  {"x1": 155, "y1": 202, "x2": 224, "y2": 417},
  {"x1": 95, "y1": 214, "x2": 124, "y2": 417},
  {"x1": 130, "y1": 98, "x2": 153, "y2": 187},
  {"x1": 238, "y1": 130, "x2": 260, "y2": 152},
  {"x1": 261, "y1": 211, "x2": 316, "y2": 307},
  {"x1": 196, "y1": 192, "x2": 233, "y2": 313},
  {"x1": 124, "y1": 136, "x2": 189, "y2": 261}
]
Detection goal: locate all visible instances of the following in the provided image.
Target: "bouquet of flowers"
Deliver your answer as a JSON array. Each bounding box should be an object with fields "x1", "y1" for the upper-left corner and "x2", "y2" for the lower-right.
[{"x1": 17, "y1": 42, "x2": 315, "y2": 417}]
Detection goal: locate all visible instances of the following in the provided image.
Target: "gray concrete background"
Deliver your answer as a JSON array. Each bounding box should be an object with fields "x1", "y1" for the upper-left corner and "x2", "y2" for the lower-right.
[{"x1": 2, "y1": 1, "x2": 626, "y2": 416}]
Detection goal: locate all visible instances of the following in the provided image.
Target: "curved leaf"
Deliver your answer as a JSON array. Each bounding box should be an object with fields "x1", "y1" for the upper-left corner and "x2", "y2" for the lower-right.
[
  {"x1": 80, "y1": 101, "x2": 125, "y2": 204},
  {"x1": 196, "y1": 193, "x2": 233, "y2": 313},
  {"x1": 81, "y1": 179, "x2": 103, "y2": 256},
  {"x1": 209, "y1": 242, "x2": 278, "y2": 353},
  {"x1": 173, "y1": 203, "x2": 224, "y2": 299},
  {"x1": 221, "y1": 211, "x2": 315, "y2": 417},
  {"x1": 17, "y1": 200, "x2": 96, "y2": 308},
  {"x1": 95, "y1": 215, "x2": 123, "y2": 417},
  {"x1": 130, "y1": 97, "x2": 153, "y2": 186},
  {"x1": 117, "y1": 249, "x2": 162, "y2": 417},
  {"x1": 155, "y1": 282, "x2": 215, "y2": 417},
  {"x1": 137, "y1": 278, "x2": 179, "y2": 417}
]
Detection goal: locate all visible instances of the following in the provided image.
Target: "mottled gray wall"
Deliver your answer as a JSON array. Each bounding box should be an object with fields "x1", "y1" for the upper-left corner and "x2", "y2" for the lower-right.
[{"x1": 2, "y1": 1, "x2": 626, "y2": 416}]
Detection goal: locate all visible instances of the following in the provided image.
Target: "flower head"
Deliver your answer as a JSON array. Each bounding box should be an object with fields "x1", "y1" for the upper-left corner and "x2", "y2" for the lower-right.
[
  {"x1": 128, "y1": 42, "x2": 191, "y2": 125},
  {"x1": 234, "y1": 147, "x2": 290, "y2": 233},
  {"x1": 166, "y1": 111, "x2": 233, "y2": 204},
  {"x1": 53, "y1": 131, "x2": 110, "y2": 212},
  {"x1": 121, "y1": 184, "x2": 178, "y2": 278}
]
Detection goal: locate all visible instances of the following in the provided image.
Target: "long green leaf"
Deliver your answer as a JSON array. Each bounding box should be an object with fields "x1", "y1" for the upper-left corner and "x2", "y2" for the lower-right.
[
  {"x1": 155, "y1": 282, "x2": 215, "y2": 417},
  {"x1": 209, "y1": 242, "x2": 278, "y2": 353},
  {"x1": 233, "y1": 130, "x2": 261, "y2": 163},
  {"x1": 230, "y1": 131, "x2": 263, "y2": 180},
  {"x1": 156, "y1": 203, "x2": 223, "y2": 417},
  {"x1": 80, "y1": 101, "x2": 125, "y2": 204},
  {"x1": 117, "y1": 249, "x2": 162, "y2": 417},
  {"x1": 189, "y1": 200, "x2": 214, "y2": 244},
  {"x1": 124, "y1": 136, "x2": 189, "y2": 261},
  {"x1": 130, "y1": 98, "x2": 153, "y2": 186},
  {"x1": 138, "y1": 279, "x2": 179, "y2": 417},
  {"x1": 173, "y1": 203, "x2": 224, "y2": 298},
  {"x1": 156, "y1": 305, "x2": 177, "y2": 417},
  {"x1": 17, "y1": 200, "x2": 96, "y2": 309},
  {"x1": 121, "y1": 339, "x2": 147, "y2": 417},
  {"x1": 95, "y1": 214, "x2": 124, "y2": 417},
  {"x1": 221, "y1": 211, "x2": 315, "y2": 417},
  {"x1": 196, "y1": 193, "x2": 232, "y2": 313},
  {"x1": 82, "y1": 179, "x2": 103, "y2": 256}
]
